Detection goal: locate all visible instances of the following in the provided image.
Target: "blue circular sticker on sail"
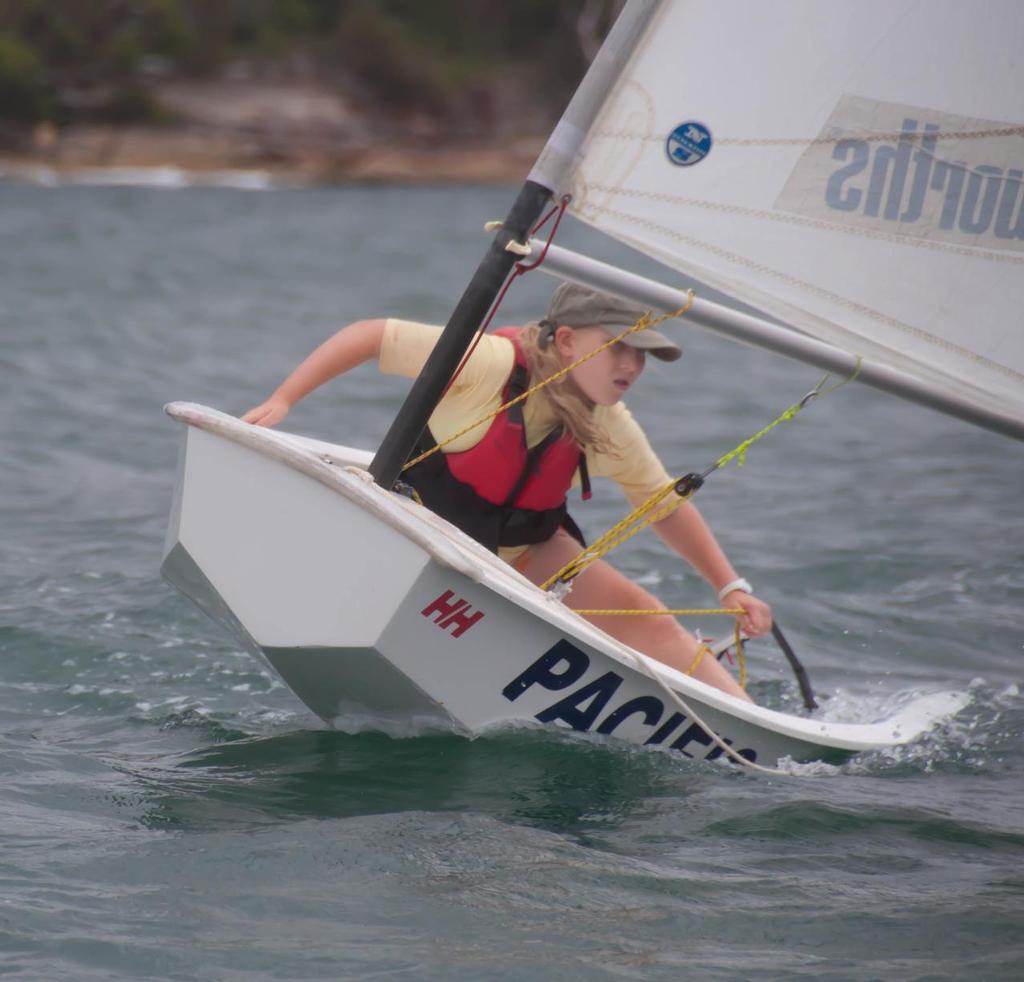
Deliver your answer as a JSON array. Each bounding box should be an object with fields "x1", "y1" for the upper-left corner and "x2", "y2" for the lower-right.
[{"x1": 666, "y1": 121, "x2": 712, "y2": 166}]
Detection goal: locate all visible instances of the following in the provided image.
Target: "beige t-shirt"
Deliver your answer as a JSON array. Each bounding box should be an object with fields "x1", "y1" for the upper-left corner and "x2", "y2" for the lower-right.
[{"x1": 380, "y1": 319, "x2": 673, "y2": 510}]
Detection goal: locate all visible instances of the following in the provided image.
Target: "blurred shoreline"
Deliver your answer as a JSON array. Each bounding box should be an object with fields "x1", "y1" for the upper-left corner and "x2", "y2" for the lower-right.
[
  {"x1": 0, "y1": 136, "x2": 544, "y2": 188},
  {"x1": 0, "y1": 3, "x2": 604, "y2": 187},
  {"x1": 0, "y1": 142, "x2": 541, "y2": 188},
  {"x1": 0, "y1": 78, "x2": 548, "y2": 187}
]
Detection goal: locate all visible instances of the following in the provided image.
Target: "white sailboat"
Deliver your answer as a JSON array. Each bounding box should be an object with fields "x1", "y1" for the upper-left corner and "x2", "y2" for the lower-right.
[{"x1": 162, "y1": 0, "x2": 1022, "y2": 768}]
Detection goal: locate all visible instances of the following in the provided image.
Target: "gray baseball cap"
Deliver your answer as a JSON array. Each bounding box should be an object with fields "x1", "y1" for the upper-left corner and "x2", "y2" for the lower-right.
[{"x1": 541, "y1": 281, "x2": 682, "y2": 362}]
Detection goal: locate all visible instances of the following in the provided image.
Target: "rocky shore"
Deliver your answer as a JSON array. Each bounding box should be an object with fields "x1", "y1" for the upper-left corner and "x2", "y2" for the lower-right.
[{"x1": 0, "y1": 78, "x2": 548, "y2": 186}]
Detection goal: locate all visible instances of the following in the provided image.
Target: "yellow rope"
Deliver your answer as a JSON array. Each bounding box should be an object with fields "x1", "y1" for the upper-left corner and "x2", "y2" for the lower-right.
[
  {"x1": 571, "y1": 607, "x2": 744, "y2": 616},
  {"x1": 401, "y1": 292, "x2": 695, "y2": 472},
  {"x1": 734, "y1": 617, "x2": 747, "y2": 688},
  {"x1": 687, "y1": 643, "x2": 711, "y2": 678},
  {"x1": 539, "y1": 358, "x2": 863, "y2": 590},
  {"x1": 396, "y1": 298, "x2": 859, "y2": 699},
  {"x1": 537, "y1": 363, "x2": 865, "y2": 692},
  {"x1": 714, "y1": 361, "x2": 862, "y2": 469},
  {"x1": 538, "y1": 480, "x2": 689, "y2": 589},
  {"x1": 571, "y1": 608, "x2": 748, "y2": 688}
]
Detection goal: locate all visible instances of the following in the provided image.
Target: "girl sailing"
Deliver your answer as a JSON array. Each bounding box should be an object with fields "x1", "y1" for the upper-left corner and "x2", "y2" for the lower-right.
[{"x1": 243, "y1": 282, "x2": 771, "y2": 702}]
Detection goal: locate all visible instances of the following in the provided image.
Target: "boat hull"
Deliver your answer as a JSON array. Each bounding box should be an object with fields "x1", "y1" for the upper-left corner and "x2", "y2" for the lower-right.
[{"x1": 162, "y1": 403, "x2": 968, "y2": 766}]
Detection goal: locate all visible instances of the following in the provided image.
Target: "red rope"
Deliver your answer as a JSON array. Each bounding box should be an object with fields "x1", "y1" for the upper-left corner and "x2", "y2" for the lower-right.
[
  {"x1": 440, "y1": 194, "x2": 571, "y2": 398},
  {"x1": 517, "y1": 194, "x2": 570, "y2": 272}
]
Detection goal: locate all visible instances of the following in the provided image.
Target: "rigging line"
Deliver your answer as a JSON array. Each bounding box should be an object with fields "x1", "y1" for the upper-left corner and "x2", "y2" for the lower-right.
[
  {"x1": 591, "y1": 125, "x2": 1024, "y2": 146},
  {"x1": 539, "y1": 366, "x2": 861, "y2": 591},
  {"x1": 438, "y1": 196, "x2": 572, "y2": 401},
  {"x1": 517, "y1": 194, "x2": 572, "y2": 272},
  {"x1": 612, "y1": 641, "x2": 814, "y2": 778},
  {"x1": 572, "y1": 607, "x2": 744, "y2": 616},
  {"x1": 540, "y1": 482, "x2": 692, "y2": 589},
  {"x1": 711, "y1": 364, "x2": 860, "y2": 471},
  {"x1": 572, "y1": 612, "x2": 748, "y2": 689},
  {"x1": 402, "y1": 292, "x2": 694, "y2": 472}
]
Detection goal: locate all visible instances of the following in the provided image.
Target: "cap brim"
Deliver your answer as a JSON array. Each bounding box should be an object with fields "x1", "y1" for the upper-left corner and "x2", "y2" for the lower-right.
[{"x1": 620, "y1": 331, "x2": 682, "y2": 362}]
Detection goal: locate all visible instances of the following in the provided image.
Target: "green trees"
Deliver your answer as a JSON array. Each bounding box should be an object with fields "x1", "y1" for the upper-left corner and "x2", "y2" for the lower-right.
[
  {"x1": 0, "y1": 0, "x2": 603, "y2": 129},
  {"x1": 0, "y1": 32, "x2": 49, "y2": 122}
]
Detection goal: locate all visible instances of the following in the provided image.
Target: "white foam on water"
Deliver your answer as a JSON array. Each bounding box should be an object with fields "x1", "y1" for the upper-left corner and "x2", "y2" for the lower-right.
[
  {"x1": 0, "y1": 163, "x2": 278, "y2": 190},
  {"x1": 72, "y1": 166, "x2": 190, "y2": 188},
  {"x1": 328, "y1": 707, "x2": 467, "y2": 740}
]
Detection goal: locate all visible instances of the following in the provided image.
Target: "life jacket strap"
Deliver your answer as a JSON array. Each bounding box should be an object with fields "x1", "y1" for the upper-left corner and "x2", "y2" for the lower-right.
[{"x1": 579, "y1": 452, "x2": 592, "y2": 501}]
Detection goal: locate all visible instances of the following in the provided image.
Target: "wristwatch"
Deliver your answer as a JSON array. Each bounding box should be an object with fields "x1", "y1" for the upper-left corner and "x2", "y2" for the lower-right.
[{"x1": 717, "y1": 577, "x2": 753, "y2": 603}]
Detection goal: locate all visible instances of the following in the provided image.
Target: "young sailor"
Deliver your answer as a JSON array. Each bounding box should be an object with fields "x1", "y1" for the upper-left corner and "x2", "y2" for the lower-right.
[{"x1": 243, "y1": 282, "x2": 771, "y2": 702}]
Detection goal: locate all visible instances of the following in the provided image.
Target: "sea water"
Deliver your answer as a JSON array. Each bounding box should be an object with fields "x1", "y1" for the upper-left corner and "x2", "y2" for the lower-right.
[{"x1": 1, "y1": 183, "x2": 1021, "y2": 980}]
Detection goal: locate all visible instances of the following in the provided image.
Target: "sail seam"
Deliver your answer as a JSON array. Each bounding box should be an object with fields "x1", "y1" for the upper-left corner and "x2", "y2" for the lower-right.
[
  {"x1": 592, "y1": 125, "x2": 1024, "y2": 146},
  {"x1": 580, "y1": 183, "x2": 1024, "y2": 266},
  {"x1": 578, "y1": 202, "x2": 1024, "y2": 387}
]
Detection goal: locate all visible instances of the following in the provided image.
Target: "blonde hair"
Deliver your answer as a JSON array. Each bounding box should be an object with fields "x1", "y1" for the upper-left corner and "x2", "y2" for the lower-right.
[{"x1": 518, "y1": 322, "x2": 620, "y2": 457}]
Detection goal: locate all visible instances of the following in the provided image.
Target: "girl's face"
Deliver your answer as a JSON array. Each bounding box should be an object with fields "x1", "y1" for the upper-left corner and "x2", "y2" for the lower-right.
[{"x1": 554, "y1": 325, "x2": 646, "y2": 406}]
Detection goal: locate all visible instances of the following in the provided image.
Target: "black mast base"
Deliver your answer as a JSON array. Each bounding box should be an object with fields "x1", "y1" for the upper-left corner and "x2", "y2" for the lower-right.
[{"x1": 369, "y1": 180, "x2": 553, "y2": 491}]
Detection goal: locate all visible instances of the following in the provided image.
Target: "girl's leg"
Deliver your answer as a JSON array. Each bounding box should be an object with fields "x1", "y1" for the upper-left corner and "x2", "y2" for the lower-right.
[{"x1": 519, "y1": 529, "x2": 752, "y2": 703}]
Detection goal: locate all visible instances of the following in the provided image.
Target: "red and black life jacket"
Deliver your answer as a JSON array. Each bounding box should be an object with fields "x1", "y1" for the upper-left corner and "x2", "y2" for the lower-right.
[{"x1": 403, "y1": 327, "x2": 590, "y2": 553}]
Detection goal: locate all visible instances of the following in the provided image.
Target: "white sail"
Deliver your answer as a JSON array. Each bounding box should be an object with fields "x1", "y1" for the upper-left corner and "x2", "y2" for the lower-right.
[{"x1": 543, "y1": 0, "x2": 1024, "y2": 437}]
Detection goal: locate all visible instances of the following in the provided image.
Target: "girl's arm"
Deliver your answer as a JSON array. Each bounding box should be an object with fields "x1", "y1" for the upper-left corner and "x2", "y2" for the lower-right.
[
  {"x1": 653, "y1": 501, "x2": 772, "y2": 638},
  {"x1": 242, "y1": 319, "x2": 388, "y2": 426}
]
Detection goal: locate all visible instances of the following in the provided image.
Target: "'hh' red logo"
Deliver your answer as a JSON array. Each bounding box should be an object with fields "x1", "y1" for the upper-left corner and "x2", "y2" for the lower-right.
[{"x1": 421, "y1": 590, "x2": 485, "y2": 638}]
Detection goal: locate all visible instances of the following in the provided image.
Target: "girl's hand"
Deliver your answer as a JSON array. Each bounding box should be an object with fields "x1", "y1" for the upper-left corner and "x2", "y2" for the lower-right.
[
  {"x1": 242, "y1": 398, "x2": 290, "y2": 427},
  {"x1": 725, "y1": 591, "x2": 772, "y2": 638}
]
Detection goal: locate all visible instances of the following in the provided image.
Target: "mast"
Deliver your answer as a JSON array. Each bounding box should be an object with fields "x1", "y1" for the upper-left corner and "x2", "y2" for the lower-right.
[{"x1": 369, "y1": 0, "x2": 663, "y2": 489}]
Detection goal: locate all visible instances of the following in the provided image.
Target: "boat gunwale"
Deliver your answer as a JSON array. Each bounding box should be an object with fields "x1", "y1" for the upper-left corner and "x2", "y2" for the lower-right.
[{"x1": 165, "y1": 400, "x2": 968, "y2": 752}]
